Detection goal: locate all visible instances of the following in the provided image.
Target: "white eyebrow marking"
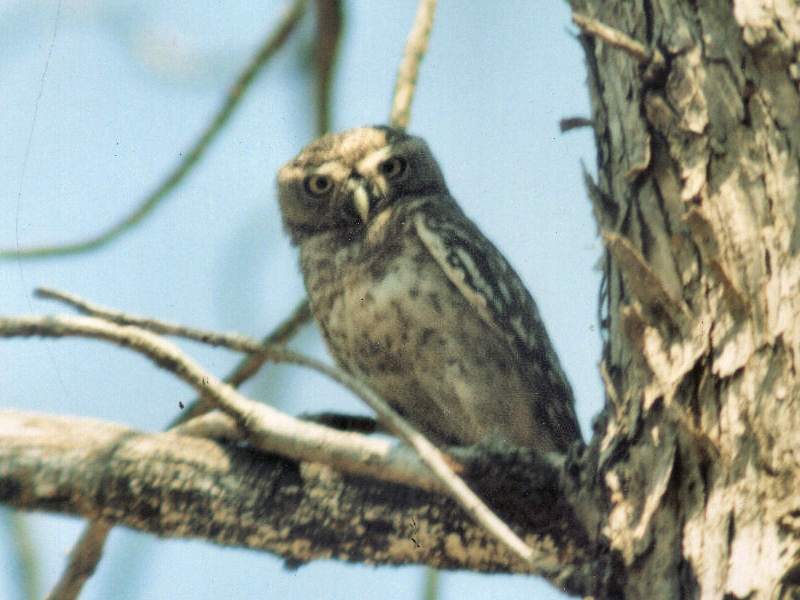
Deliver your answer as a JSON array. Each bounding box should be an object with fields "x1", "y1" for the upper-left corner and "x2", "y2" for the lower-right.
[{"x1": 357, "y1": 146, "x2": 393, "y2": 175}]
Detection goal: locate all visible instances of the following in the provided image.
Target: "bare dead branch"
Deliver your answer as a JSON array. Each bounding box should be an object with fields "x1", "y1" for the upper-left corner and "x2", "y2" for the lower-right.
[
  {"x1": 314, "y1": 0, "x2": 343, "y2": 134},
  {"x1": 20, "y1": 295, "x2": 539, "y2": 564},
  {"x1": 0, "y1": 0, "x2": 307, "y2": 260},
  {"x1": 0, "y1": 313, "x2": 440, "y2": 491},
  {"x1": 560, "y1": 116, "x2": 594, "y2": 132},
  {"x1": 389, "y1": 0, "x2": 438, "y2": 130},
  {"x1": 0, "y1": 409, "x2": 593, "y2": 592},
  {"x1": 44, "y1": 520, "x2": 112, "y2": 600},
  {"x1": 572, "y1": 12, "x2": 660, "y2": 66}
]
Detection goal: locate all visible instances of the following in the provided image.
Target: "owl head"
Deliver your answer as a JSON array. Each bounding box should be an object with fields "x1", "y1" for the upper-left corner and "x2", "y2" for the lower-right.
[{"x1": 277, "y1": 126, "x2": 448, "y2": 244}]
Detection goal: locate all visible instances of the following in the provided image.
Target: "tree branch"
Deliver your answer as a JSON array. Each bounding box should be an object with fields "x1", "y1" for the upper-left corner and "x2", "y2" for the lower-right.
[
  {"x1": 313, "y1": 0, "x2": 343, "y2": 135},
  {"x1": 0, "y1": 313, "x2": 436, "y2": 492},
  {"x1": 572, "y1": 12, "x2": 662, "y2": 67},
  {"x1": 389, "y1": 0, "x2": 438, "y2": 130},
  {"x1": 0, "y1": 409, "x2": 596, "y2": 595},
  {"x1": 37, "y1": 291, "x2": 311, "y2": 600},
  {"x1": 0, "y1": 0, "x2": 307, "y2": 259},
  {"x1": 28, "y1": 292, "x2": 548, "y2": 564},
  {"x1": 44, "y1": 520, "x2": 111, "y2": 600}
]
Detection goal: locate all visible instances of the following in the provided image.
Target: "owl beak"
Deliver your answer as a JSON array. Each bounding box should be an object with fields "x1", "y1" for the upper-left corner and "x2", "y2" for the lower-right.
[{"x1": 353, "y1": 184, "x2": 371, "y2": 223}]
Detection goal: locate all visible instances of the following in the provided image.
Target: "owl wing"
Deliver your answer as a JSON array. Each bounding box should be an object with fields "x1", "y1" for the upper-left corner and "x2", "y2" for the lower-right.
[
  {"x1": 413, "y1": 198, "x2": 555, "y2": 363},
  {"x1": 413, "y1": 198, "x2": 581, "y2": 444}
]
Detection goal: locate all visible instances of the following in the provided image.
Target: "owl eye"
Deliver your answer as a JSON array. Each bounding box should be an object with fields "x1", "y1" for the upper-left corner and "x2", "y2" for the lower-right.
[
  {"x1": 304, "y1": 174, "x2": 333, "y2": 196},
  {"x1": 378, "y1": 157, "x2": 407, "y2": 180}
]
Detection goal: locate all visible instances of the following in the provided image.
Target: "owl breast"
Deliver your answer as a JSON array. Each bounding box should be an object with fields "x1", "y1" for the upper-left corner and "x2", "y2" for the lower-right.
[{"x1": 298, "y1": 204, "x2": 547, "y2": 449}]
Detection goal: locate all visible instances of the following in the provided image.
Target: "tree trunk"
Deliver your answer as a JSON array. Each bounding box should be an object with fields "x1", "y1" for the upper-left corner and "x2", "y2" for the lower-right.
[{"x1": 570, "y1": 1, "x2": 800, "y2": 597}]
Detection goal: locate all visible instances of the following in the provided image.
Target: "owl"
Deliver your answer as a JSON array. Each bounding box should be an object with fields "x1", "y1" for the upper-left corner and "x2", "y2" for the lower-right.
[{"x1": 277, "y1": 126, "x2": 582, "y2": 453}]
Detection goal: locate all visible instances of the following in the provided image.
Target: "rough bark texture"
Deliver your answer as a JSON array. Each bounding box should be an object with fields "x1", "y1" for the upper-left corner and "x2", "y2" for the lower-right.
[
  {"x1": 569, "y1": 0, "x2": 800, "y2": 597},
  {"x1": 0, "y1": 410, "x2": 596, "y2": 594}
]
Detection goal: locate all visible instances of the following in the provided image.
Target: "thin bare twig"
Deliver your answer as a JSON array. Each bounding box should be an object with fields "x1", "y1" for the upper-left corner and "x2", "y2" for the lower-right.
[
  {"x1": 572, "y1": 12, "x2": 664, "y2": 68},
  {"x1": 422, "y1": 568, "x2": 441, "y2": 600},
  {"x1": 35, "y1": 287, "x2": 312, "y2": 423},
  {"x1": 227, "y1": 298, "x2": 312, "y2": 387},
  {"x1": 175, "y1": 297, "x2": 311, "y2": 423},
  {"x1": 313, "y1": 0, "x2": 343, "y2": 135},
  {"x1": 0, "y1": 313, "x2": 435, "y2": 489},
  {"x1": 560, "y1": 116, "x2": 594, "y2": 132},
  {"x1": 36, "y1": 286, "x2": 312, "y2": 381},
  {"x1": 44, "y1": 521, "x2": 112, "y2": 600},
  {"x1": 1, "y1": 0, "x2": 307, "y2": 260},
  {"x1": 389, "y1": 0, "x2": 438, "y2": 130},
  {"x1": 36, "y1": 299, "x2": 311, "y2": 600},
  {"x1": 5, "y1": 304, "x2": 537, "y2": 564}
]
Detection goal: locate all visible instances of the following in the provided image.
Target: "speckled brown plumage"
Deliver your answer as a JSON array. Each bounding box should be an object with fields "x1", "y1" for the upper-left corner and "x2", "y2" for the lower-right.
[{"x1": 277, "y1": 126, "x2": 581, "y2": 452}]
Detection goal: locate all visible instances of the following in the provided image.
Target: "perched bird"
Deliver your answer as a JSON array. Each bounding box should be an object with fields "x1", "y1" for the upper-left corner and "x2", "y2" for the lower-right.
[{"x1": 277, "y1": 126, "x2": 582, "y2": 452}]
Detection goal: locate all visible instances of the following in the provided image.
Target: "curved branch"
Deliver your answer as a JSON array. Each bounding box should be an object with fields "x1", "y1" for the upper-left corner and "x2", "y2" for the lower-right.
[
  {"x1": 0, "y1": 0, "x2": 307, "y2": 259},
  {"x1": 39, "y1": 291, "x2": 310, "y2": 600},
  {"x1": 0, "y1": 313, "x2": 436, "y2": 492},
  {"x1": 23, "y1": 295, "x2": 541, "y2": 564}
]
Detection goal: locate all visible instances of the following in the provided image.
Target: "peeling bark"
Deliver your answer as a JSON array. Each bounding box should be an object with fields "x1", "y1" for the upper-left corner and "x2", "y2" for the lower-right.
[{"x1": 570, "y1": 0, "x2": 800, "y2": 597}]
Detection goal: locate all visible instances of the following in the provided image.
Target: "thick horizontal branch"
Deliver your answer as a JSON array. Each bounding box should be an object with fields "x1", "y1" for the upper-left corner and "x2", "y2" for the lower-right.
[{"x1": 0, "y1": 409, "x2": 597, "y2": 595}]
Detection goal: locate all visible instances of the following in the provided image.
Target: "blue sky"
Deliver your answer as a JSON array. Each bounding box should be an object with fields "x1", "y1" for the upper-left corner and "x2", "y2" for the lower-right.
[{"x1": 1, "y1": 1, "x2": 600, "y2": 598}]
